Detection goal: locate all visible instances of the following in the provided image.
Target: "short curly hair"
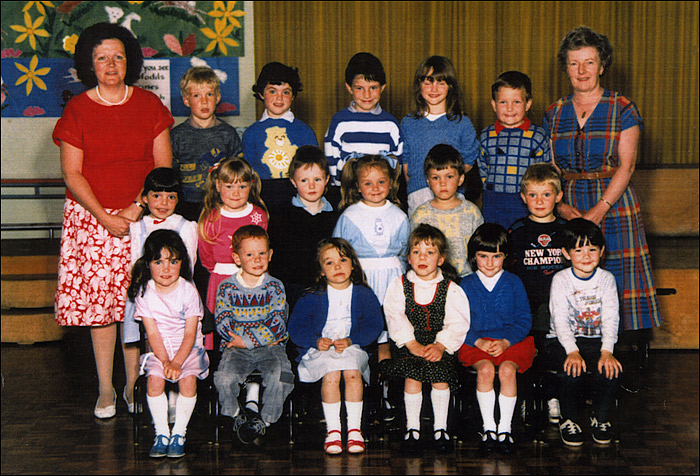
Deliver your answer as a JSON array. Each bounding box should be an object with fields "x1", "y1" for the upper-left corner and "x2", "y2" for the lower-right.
[
  {"x1": 252, "y1": 62, "x2": 302, "y2": 99},
  {"x1": 557, "y1": 26, "x2": 613, "y2": 76},
  {"x1": 74, "y1": 22, "x2": 144, "y2": 88}
]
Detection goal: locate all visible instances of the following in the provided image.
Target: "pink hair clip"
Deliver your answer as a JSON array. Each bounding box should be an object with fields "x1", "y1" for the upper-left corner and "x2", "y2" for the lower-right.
[{"x1": 209, "y1": 162, "x2": 220, "y2": 174}]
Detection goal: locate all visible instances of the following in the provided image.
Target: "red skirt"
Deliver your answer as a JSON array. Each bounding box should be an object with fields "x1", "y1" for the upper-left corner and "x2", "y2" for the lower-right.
[{"x1": 458, "y1": 336, "x2": 536, "y2": 373}]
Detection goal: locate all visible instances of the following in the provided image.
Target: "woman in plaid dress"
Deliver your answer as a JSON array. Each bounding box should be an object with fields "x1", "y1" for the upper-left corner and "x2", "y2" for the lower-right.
[{"x1": 543, "y1": 26, "x2": 660, "y2": 336}]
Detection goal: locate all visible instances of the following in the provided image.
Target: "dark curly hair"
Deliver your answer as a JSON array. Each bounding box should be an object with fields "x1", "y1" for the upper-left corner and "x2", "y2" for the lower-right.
[
  {"x1": 557, "y1": 26, "x2": 613, "y2": 76},
  {"x1": 74, "y1": 22, "x2": 144, "y2": 88},
  {"x1": 252, "y1": 62, "x2": 303, "y2": 99}
]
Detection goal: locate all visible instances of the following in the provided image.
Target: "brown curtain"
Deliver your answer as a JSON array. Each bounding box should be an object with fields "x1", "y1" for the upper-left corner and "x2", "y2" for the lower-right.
[{"x1": 253, "y1": 1, "x2": 698, "y2": 166}]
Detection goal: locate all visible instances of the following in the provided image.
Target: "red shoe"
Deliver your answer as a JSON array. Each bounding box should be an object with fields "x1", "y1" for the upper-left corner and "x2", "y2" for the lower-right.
[
  {"x1": 324, "y1": 430, "x2": 342, "y2": 454},
  {"x1": 347, "y1": 429, "x2": 365, "y2": 454}
]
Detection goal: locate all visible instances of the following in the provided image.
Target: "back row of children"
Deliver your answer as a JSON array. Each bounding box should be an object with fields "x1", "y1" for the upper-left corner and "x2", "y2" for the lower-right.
[{"x1": 125, "y1": 51, "x2": 622, "y2": 457}]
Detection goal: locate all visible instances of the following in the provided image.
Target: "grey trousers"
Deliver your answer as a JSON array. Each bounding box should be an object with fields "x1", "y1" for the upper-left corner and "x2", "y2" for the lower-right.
[{"x1": 214, "y1": 344, "x2": 295, "y2": 423}]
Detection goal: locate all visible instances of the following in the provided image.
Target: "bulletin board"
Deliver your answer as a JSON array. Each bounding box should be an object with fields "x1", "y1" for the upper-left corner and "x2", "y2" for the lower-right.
[{"x1": 1, "y1": 1, "x2": 248, "y2": 118}]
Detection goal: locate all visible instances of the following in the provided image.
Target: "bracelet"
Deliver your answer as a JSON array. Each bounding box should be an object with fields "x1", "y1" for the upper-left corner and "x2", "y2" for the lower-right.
[
  {"x1": 133, "y1": 200, "x2": 144, "y2": 209},
  {"x1": 599, "y1": 197, "x2": 613, "y2": 208}
]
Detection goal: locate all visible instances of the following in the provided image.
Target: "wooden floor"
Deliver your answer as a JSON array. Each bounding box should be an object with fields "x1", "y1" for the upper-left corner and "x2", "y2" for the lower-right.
[{"x1": 1, "y1": 329, "x2": 698, "y2": 475}]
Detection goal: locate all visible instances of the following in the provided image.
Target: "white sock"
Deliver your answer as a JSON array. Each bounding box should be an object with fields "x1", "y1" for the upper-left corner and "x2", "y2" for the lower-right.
[
  {"x1": 476, "y1": 389, "x2": 497, "y2": 432},
  {"x1": 245, "y1": 382, "x2": 260, "y2": 413},
  {"x1": 171, "y1": 394, "x2": 197, "y2": 437},
  {"x1": 345, "y1": 401, "x2": 363, "y2": 432},
  {"x1": 404, "y1": 391, "x2": 423, "y2": 433},
  {"x1": 147, "y1": 393, "x2": 170, "y2": 438},
  {"x1": 497, "y1": 394, "x2": 518, "y2": 435},
  {"x1": 322, "y1": 401, "x2": 342, "y2": 434},
  {"x1": 431, "y1": 388, "x2": 450, "y2": 434}
]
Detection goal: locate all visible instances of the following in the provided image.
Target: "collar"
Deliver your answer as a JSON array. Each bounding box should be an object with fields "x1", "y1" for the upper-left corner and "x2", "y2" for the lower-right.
[
  {"x1": 348, "y1": 102, "x2": 383, "y2": 115},
  {"x1": 425, "y1": 112, "x2": 446, "y2": 122},
  {"x1": 235, "y1": 271, "x2": 267, "y2": 288},
  {"x1": 220, "y1": 202, "x2": 253, "y2": 218},
  {"x1": 494, "y1": 117, "x2": 531, "y2": 135},
  {"x1": 261, "y1": 110, "x2": 295, "y2": 123},
  {"x1": 292, "y1": 194, "x2": 333, "y2": 214},
  {"x1": 406, "y1": 268, "x2": 445, "y2": 286}
]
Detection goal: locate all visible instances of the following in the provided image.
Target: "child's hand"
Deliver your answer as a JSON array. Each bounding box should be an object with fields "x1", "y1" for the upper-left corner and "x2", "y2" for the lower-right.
[
  {"x1": 422, "y1": 343, "x2": 446, "y2": 362},
  {"x1": 475, "y1": 338, "x2": 494, "y2": 353},
  {"x1": 598, "y1": 351, "x2": 623, "y2": 380},
  {"x1": 317, "y1": 337, "x2": 333, "y2": 351},
  {"x1": 564, "y1": 350, "x2": 586, "y2": 377},
  {"x1": 333, "y1": 338, "x2": 352, "y2": 353},
  {"x1": 405, "y1": 340, "x2": 426, "y2": 358},
  {"x1": 488, "y1": 339, "x2": 510, "y2": 358},
  {"x1": 164, "y1": 360, "x2": 182, "y2": 380},
  {"x1": 225, "y1": 330, "x2": 246, "y2": 349}
]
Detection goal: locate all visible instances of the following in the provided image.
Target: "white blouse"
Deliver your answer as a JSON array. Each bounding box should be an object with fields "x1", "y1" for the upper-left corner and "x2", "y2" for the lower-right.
[{"x1": 383, "y1": 269, "x2": 470, "y2": 353}]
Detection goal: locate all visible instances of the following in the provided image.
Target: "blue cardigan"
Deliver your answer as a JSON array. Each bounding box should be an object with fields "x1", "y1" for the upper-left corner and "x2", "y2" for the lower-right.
[
  {"x1": 288, "y1": 284, "x2": 384, "y2": 361},
  {"x1": 460, "y1": 271, "x2": 531, "y2": 347}
]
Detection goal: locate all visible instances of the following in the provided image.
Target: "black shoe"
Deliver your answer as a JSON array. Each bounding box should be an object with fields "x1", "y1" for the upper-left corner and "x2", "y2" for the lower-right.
[
  {"x1": 433, "y1": 429, "x2": 453, "y2": 453},
  {"x1": 237, "y1": 412, "x2": 266, "y2": 444},
  {"x1": 401, "y1": 429, "x2": 422, "y2": 454},
  {"x1": 559, "y1": 419, "x2": 584, "y2": 447},
  {"x1": 497, "y1": 432, "x2": 516, "y2": 455},
  {"x1": 590, "y1": 417, "x2": 613, "y2": 444},
  {"x1": 479, "y1": 430, "x2": 498, "y2": 454}
]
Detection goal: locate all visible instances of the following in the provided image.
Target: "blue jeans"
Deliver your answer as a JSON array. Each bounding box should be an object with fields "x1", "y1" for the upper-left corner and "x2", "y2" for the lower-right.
[{"x1": 214, "y1": 344, "x2": 295, "y2": 423}]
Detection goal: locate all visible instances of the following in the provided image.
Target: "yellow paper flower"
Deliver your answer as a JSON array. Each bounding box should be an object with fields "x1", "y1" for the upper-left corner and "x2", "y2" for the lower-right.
[
  {"x1": 21, "y1": 1, "x2": 55, "y2": 16},
  {"x1": 10, "y1": 11, "x2": 50, "y2": 51},
  {"x1": 63, "y1": 34, "x2": 79, "y2": 55},
  {"x1": 15, "y1": 55, "x2": 51, "y2": 96},
  {"x1": 201, "y1": 18, "x2": 238, "y2": 55},
  {"x1": 209, "y1": 1, "x2": 246, "y2": 28}
]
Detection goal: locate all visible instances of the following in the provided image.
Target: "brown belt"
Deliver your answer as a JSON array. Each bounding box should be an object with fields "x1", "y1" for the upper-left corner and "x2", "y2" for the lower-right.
[{"x1": 562, "y1": 168, "x2": 619, "y2": 180}]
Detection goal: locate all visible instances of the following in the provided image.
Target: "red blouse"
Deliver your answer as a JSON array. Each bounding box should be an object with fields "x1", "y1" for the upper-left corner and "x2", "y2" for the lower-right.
[{"x1": 53, "y1": 86, "x2": 174, "y2": 209}]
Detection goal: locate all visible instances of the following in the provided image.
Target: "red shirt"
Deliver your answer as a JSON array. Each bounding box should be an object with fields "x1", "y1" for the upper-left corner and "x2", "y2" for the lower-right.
[{"x1": 53, "y1": 87, "x2": 174, "y2": 209}]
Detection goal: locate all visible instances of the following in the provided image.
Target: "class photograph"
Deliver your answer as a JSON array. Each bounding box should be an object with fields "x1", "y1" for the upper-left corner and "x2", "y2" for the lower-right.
[{"x1": 1, "y1": 1, "x2": 698, "y2": 474}]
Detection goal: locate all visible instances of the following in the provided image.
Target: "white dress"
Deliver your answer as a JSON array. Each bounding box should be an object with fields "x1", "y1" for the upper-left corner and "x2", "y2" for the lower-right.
[{"x1": 297, "y1": 284, "x2": 372, "y2": 383}]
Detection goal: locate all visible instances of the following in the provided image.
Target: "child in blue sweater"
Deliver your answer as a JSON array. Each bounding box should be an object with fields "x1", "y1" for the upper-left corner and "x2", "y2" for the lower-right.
[
  {"x1": 288, "y1": 238, "x2": 384, "y2": 454},
  {"x1": 242, "y1": 62, "x2": 318, "y2": 212},
  {"x1": 458, "y1": 223, "x2": 535, "y2": 455}
]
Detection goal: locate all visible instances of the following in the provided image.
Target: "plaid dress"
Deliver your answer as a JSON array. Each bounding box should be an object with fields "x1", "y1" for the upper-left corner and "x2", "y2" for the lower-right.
[{"x1": 543, "y1": 90, "x2": 660, "y2": 331}]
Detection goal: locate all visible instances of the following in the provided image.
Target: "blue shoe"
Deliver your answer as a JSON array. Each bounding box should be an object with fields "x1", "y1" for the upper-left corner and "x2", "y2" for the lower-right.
[
  {"x1": 149, "y1": 434, "x2": 170, "y2": 458},
  {"x1": 167, "y1": 434, "x2": 186, "y2": 458}
]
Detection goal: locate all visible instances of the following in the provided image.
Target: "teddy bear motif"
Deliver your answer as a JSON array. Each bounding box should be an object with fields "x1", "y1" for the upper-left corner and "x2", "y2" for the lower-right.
[{"x1": 261, "y1": 126, "x2": 298, "y2": 178}]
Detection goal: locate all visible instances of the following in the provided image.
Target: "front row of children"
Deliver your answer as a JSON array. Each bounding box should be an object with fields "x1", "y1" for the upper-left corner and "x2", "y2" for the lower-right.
[{"x1": 128, "y1": 156, "x2": 621, "y2": 458}]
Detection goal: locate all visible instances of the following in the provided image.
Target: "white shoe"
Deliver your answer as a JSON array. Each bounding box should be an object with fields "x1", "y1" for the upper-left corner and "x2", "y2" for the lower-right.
[
  {"x1": 548, "y1": 398, "x2": 561, "y2": 424},
  {"x1": 94, "y1": 388, "x2": 117, "y2": 419}
]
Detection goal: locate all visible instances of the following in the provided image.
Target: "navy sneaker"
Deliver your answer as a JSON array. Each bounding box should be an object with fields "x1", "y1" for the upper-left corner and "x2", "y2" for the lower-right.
[
  {"x1": 591, "y1": 417, "x2": 613, "y2": 444},
  {"x1": 559, "y1": 419, "x2": 584, "y2": 447},
  {"x1": 237, "y1": 413, "x2": 266, "y2": 444}
]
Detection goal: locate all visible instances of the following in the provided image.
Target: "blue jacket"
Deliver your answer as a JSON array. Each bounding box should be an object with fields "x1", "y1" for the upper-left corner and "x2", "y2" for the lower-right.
[{"x1": 288, "y1": 285, "x2": 384, "y2": 361}]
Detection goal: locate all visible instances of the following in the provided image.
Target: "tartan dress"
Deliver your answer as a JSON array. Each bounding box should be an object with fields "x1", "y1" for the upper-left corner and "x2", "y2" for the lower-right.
[
  {"x1": 381, "y1": 275, "x2": 459, "y2": 389},
  {"x1": 543, "y1": 90, "x2": 660, "y2": 331}
]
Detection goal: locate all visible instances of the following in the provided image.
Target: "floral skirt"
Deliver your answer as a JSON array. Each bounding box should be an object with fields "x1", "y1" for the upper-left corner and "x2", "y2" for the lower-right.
[{"x1": 54, "y1": 199, "x2": 131, "y2": 326}]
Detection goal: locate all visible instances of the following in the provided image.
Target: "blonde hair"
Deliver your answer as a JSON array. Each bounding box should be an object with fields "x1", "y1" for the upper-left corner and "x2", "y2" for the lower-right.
[
  {"x1": 198, "y1": 157, "x2": 267, "y2": 243},
  {"x1": 180, "y1": 66, "x2": 220, "y2": 97},
  {"x1": 338, "y1": 155, "x2": 400, "y2": 210},
  {"x1": 520, "y1": 163, "x2": 562, "y2": 195}
]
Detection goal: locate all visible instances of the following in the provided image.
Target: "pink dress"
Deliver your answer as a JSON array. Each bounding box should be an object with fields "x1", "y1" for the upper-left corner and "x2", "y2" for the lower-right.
[{"x1": 135, "y1": 278, "x2": 209, "y2": 382}]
